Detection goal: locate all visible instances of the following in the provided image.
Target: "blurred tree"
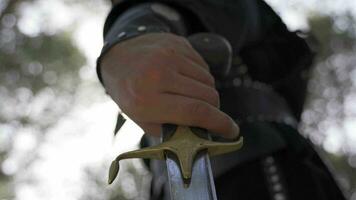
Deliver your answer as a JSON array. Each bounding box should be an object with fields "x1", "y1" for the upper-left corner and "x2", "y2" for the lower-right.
[
  {"x1": 0, "y1": 0, "x2": 85, "y2": 198},
  {"x1": 79, "y1": 160, "x2": 151, "y2": 200},
  {"x1": 302, "y1": 13, "x2": 356, "y2": 197}
]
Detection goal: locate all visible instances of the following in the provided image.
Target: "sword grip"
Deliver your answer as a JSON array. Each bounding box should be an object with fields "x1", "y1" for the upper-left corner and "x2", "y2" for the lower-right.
[
  {"x1": 162, "y1": 123, "x2": 178, "y2": 141},
  {"x1": 188, "y1": 33, "x2": 233, "y2": 80},
  {"x1": 162, "y1": 124, "x2": 209, "y2": 142}
]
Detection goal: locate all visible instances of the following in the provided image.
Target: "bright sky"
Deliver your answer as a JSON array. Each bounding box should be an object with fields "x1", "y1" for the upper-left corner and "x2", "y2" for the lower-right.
[{"x1": 5, "y1": 0, "x2": 356, "y2": 199}]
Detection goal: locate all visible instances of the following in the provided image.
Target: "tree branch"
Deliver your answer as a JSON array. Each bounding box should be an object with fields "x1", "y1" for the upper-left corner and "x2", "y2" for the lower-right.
[{"x1": 1, "y1": 0, "x2": 21, "y2": 19}]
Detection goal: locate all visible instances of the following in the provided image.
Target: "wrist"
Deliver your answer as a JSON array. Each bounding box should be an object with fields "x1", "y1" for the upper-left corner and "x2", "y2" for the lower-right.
[
  {"x1": 96, "y1": 26, "x2": 169, "y2": 86},
  {"x1": 97, "y1": 2, "x2": 188, "y2": 86}
]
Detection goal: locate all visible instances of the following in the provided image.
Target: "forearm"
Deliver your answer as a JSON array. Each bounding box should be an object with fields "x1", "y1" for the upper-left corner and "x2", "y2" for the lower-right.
[{"x1": 97, "y1": 2, "x2": 189, "y2": 84}]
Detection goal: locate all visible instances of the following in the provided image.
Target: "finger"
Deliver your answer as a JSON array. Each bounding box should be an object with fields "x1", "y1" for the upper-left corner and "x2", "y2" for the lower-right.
[
  {"x1": 171, "y1": 42, "x2": 211, "y2": 71},
  {"x1": 185, "y1": 48, "x2": 210, "y2": 71},
  {"x1": 165, "y1": 36, "x2": 211, "y2": 71},
  {"x1": 145, "y1": 94, "x2": 239, "y2": 139},
  {"x1": 177, "y1": 54, "x2": 216, "y2": 87},
  {"x1": 161, "y1": 73, "x2": 219, "y2": 108},
  {"x1": 161, "y1": 54, "x2": 215, "y2": 87}
]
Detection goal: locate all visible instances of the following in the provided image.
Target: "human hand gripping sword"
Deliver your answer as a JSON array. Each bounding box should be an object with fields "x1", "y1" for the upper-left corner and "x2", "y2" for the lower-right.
[{"x1": 107, "y1": 33, "x2": 244, "y2": 200}]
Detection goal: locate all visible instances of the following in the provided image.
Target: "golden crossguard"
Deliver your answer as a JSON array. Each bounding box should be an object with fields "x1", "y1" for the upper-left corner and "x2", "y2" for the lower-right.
[{"x1": 108, "y1": 125, "x2": 243, "y2": 184}]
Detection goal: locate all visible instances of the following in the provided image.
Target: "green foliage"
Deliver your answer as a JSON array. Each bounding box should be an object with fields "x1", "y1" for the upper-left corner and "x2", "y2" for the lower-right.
[
  {"x1": 0, "y1": 31, "x2": 85, "y2": 93},
  {"x1": 0, "y1": 0, "x2": 87, "y2": 199},
  {"x1": 303, "y1": 13, "x2": 356, "y2": 197},
  {"x1": 309, "y1": 13, "x2": 356, "y2": 58}
]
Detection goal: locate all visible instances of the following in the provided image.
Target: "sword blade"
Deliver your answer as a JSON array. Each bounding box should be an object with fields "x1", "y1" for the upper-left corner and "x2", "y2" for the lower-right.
[
  {"x1": 161, "y1": 124, "x2": 217, "y2": 200},
  {"x1": 165, "y1": 150, "x2": 217, "y2": 200}
]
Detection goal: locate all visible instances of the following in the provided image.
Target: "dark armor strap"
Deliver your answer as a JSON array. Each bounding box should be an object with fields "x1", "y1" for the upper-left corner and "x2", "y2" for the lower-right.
[{"x1": 217, "y1": 80, "x2": 297, "y2": 127}]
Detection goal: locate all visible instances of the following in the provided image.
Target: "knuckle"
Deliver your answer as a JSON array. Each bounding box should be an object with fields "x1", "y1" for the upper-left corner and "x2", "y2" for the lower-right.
[
  {"x1": 199, "y1": 71, "x2": 215, "y2": 87},
  {"x1": 201, "y1": 62, "x2": 211, "y2": 72},
  {"x1": 175, "y1": 38, "x2": 192, "y2": 49},
  {"x1": 163, "y1": 33, "x2": 182, "y2": 41},
  {"x1": 161, "y1": 34, "x2": 189, "y2": 47},
  {"x1": 172, "y1": 35, "x2": 188, "y2": 43},
  {"x1": 207, "y1": 74, "x2": 215, "y2": 86},
  {"x1": 208, "y1": 89, "x2": 220, "y2": 105},
  {"x1": 177, "y1": 36, "x2": 191, "y2": 47},
  {"x1": 212, "y1": 88, "x2": 220, "y2": 99}
]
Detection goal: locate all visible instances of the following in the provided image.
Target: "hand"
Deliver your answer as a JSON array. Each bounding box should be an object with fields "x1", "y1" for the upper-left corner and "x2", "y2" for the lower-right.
[{"x1": 100, "y1": 33, "x2": 239, "y2": 138}]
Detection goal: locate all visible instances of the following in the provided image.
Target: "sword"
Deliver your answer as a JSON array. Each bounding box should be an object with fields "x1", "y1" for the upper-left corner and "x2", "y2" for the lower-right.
[
  {"x1": 163, "y1": 125, "x2": 221, "y2": 200},
  {"x1": 107, "y1": 34, "x2": 243, "y2": 199}
]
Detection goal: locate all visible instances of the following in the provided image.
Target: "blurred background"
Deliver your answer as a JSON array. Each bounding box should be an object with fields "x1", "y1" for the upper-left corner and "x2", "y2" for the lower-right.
[{"x1": 0, "y1": 0, "x2": 356, "y2": 199}]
